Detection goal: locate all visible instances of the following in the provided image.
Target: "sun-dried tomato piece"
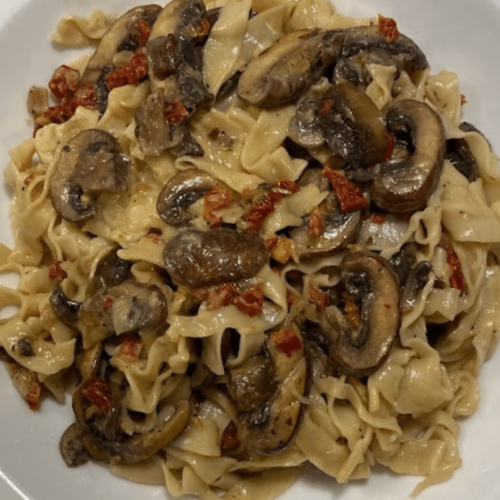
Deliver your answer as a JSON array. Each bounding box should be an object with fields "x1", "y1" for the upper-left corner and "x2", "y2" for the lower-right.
[
  {"x1": 269, "y1": 236, "x2": 294, "y2": 264},
  {"x1": 81, "y1": 376, "x2": 114, "y2": 412},
  {"x1": 368, "y1": 212, "x2": 386, "y2": 224},
  {"x1": 440, "y1": 237, "x2": 466, "y2": 292},
  {"x1": 129, "y1": 19, "x2": 153, "y2": 48},
  {"x1": 274, "y1": 178, "x2": 300, "y2": 194},
  {"x1": 307, "y1": 285, "x2": 331, "y2": 312},
  {"x1": 165, "y1": 100, "x2": 190, "y2": 124},
  {"x1": 270, "y1": 329, "x2": 302, "y2": 358},
  {"x1": 192, "y1": 283, "x2": 239, "y2": 310},
  {"x1": 49, "y1": 65, "x2": 81, "y2": 100},
  {"x1": 378, "y1": 14, "x2": 400, "y2": 41},
  {"x1": 323, "y1": 167, "x2": 368, "y2": 213},
  {"x1": 37, "y1": 99, "x2": 78, "y2": 126},
  {"x1": 246, "y1": 190, "x2": 283, "y2": 231},
  {"x1": 73, "y1": 82, "x2": 98, "y2": 110},
  {"x1": 120, "y1": 334, "x2": 142, "y2": 358},
  {"x1": 308, "y1": 208, "x2": 324, "y2": 236},
  {"x1": 105, "y1": 51, "x2": 149, "y2": 90},
  {"x1": 320, "y1": 97, "x2": 333, "y2": 116},
  {"x1": 203, "y1": 184, "x2": 234, "y2": 228},
  {"x1": 48, "y1": 260, "x2": 67, "y2": 281},
  {"x1": 221, "y1": 422, "x2": 240, "y2": 451},
  {"x1": 23, "y1": 173, "x2": 35, "y2": 187},
  {"x1": 234, "y1": 286, "x2": 264, "y2": 317}
]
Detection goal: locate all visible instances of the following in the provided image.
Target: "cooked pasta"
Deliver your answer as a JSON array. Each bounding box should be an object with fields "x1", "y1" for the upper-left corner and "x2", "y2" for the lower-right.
[{"x1": 1, "y1": 0, "x2": 500, "y2": 499}]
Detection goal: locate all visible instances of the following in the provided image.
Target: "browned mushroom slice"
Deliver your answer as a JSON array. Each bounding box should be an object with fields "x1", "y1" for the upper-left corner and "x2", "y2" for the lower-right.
[
  {"x1": 372, "y1": 99, "x2": 446, "y2": 213},
  {"x1": 401, "y1": 260, "x2": 432, "y2": 313},
  {"x1": 333, "y1": 25, "x2": 428, "y2": 86},
  {"x1": 320, "y1": 250, "x2": 400, "y2": 377},
  {"x1": 157, "y1": 169, "x2": 220, "y2": 226},
  {"x1": 163, "y1": 229, "x2": 269, "y2": 287},
  {"x1": 67, "y1": 376, "x2": 190, "y2": 465},
  {"x1": 60, "y1": 423, "x2": 91, "y2": 468},
  {"x1": 288, "y1": 92, "x2": 327, "y2": 149},
  {"x1": 320, "y1": 82, "x2": 389, "y2": 169},
  {"x1": 446, "y1": 136, "x2": 479, "y2": 182},
  {"x1": 228, "y1": 326, "x2": 308, "y2": 454},
  {"x1": 290, "y1": 208, "x2": 362, "y2": 257},
  {"x1": 237, "y1": 30, "x2": 344, "y2": 108},
  {"x1": 80, "y1": 281, "x2": 167, "y2": 337},
  {"x1": 82, "y1": 5, "x2": 162, "y2": 84},
  {"x1": 49, "y1": 129, "x2": 130, "y2": 222}
]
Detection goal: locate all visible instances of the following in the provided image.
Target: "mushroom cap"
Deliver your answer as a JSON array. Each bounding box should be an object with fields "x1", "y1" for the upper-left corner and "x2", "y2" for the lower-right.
[
  {"x1": 157, "y1": 169, "x2": 220, "y2": 226},
  {"x1": 321, "y1": 250, "x2": 400, "y2": 377},
  {"x1": 163, "y1": 228, "x2": 269, "y2": 288},
  {"x1": 320, "y1": 82, "x2": 389, "y2": 169},
  {"x1": 49, "y1": 129, "x2": 129, "y2": 222},
  {"x1": 372, "y1": 99, "x2": 446, "y2": 213},
  {"x1": 82, "y1": 5, "x2": 162, "y2": 84},
  {"x1": 237, "y1": 30, "x2": 344, "y2": 108},
  {"x1": 229, "y1": 326, "x2": 308, "y2": 454}
]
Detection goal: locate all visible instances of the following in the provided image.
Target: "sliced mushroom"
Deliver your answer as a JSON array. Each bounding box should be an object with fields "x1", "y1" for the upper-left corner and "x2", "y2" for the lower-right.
[
  {"x1": 228, "y1": 326, "x2": 308, "y2": 454},
  {"x1": 81, "y1": 401, "x2": 190, "y2": 464},
  {"x1": 68, "y1": 376, "x2": 190, "y2": 465},
  {"x1": 27, "y1": 86, "x2": 49, "y2": 119},
  {"x1": 334, "y1": 25, "x2": 428, "y2": 86},
  {"x1": 320, "y1": 250, "x2": 400, "y2": 377},
  {"x1": 291, "y1": 208, "x2": 362, "y2": 257},
  {"x1": 237, "y1": 30, "x2": 344, "y2": 107},
  {"x1": 164, "y1": 229, "x2": 269, "y2": 288},
  {"x1": 288, "y1": 91, "x2": 327, "y2": 149},
  {"x1": 88, "y1": 249, "x2": 133, "y2": 296},
  {"x1": 80, "y1": 281, "x2": 167, "y2": 337},
  {"x1": 60, "y1": 423, "x2": 91, "y2": 468},
  {"x1": 82, "y1": 5, "x2": 162, "y2": 84},
  {"x1": 157, "y1": 169, "x2": 220, "y2": 226},
  {"x1": 49, "y1": 130, "x2": 130, "y2": 222},
  {"x1": 50, "y1": 287, "x2": 81, "y2": 327},
  {"x1": 372, "y1": 99, "x2": 446, "y2": 213},
  {"x1": 401, "y1": 260, "x2": 431, "y2": 313},
  {"x1": 290, "y1": 170, "x2": 362, "y2": 256},
  {"x1": 446, "y1": 137, "x2": 479, "y2": 182},
  {"x1": 319, "y1": 82, "x2": 389, "y2": 169}
]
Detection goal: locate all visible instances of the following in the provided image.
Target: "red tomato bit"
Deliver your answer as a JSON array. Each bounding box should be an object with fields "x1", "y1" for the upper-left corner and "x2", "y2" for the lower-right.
[
  {"x1": 203, "y1": 184, "x2": 234, "y2": 228},
  {"x1": 308, "y1": 208, "x2": 324, "y2": 236},
  {"x1": 81, "y1": 376, "x2": 114, "y2": 412},
  {"x1": 221, "y1": 422, "x2": 240, "y2": 451},
  {"x1": 378, "y1": 15, "x2": 400, "y2": 41},
  {"x1": 48, "y1": 260, "x2": 67, "y2": 281},
  {"x1": 307, "y1": 285, "x2": 331, "y2": 312},
  {"x1": 105, "y1": 51, "x2": 149, "y2": 90},
  {"x1": 274, "y1": 178, "x2": 300, "y2": 194},
  {"x1": 271, "y1": 329, "x2": 302, "y2": 358},
  {"x1": 165, "y1": 100, "x2": 190, "y2": 124},
  {"x1": 120, "y1": 334, "x2": 142, "y2": 358},
  {"x1": 129, "y1": 19, "x2": 153, "y2": 48},
  {"x1": 323, "y1": 167, "x2": 368, "y2": 213},
  {"x1": 234, "y1": 286, "x2": 264, "y2": 317},
  {"x1": 48, "y1": 65, "x2": 80, "y2": 99},
  {"x1": 440, "y1": 238, "x2": 466, "y2": 292},
  {"x1": 246, "y1": 190, "x2": 283, "y2": 231}
]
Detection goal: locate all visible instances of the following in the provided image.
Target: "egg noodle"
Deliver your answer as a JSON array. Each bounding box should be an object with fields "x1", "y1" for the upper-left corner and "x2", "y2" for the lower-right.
[{"x1": 1, "y1": 0, "x2": 500, "y2": 498}]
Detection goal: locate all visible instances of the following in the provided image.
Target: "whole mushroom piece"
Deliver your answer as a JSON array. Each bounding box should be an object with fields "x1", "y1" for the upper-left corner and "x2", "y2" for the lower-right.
[
  {"x1": 163, "y1": 228, "x2": 269, "y2": 288},
  {"x1": 237, "y1": 30, "x2": 344, "y2": 108},
  {"x1": 81, "y1": 4, "x2": 162, "y2": 85},
  {"x1": 228, "y1": 325, "x2": 308, "y2": 454},
  {"x1": 372, "y1": 99, "x2": 446, "y2": 213},
  {"x1": 320, "y1": 250, "x2": 400, "y2": 377},
  {"x1": 60, "y1": 377, "x2": 190, "y2": 466},
  {"x1": 49, "y1": 129, "x2": 130, "y2": 222},
  {"x1": 156, "y1": 169, "x2": 220, "y2": 226}
]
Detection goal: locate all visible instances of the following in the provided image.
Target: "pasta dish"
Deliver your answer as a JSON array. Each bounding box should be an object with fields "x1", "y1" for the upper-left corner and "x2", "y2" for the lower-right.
[{"x1": 1, "y1": 0, "x2": 500, "y2": 498}]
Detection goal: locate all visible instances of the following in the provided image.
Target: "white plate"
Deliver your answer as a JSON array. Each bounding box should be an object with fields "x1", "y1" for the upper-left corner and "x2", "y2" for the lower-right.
[{"x1": 1, "y1": 0, "x2": 500, "y2": 499}]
